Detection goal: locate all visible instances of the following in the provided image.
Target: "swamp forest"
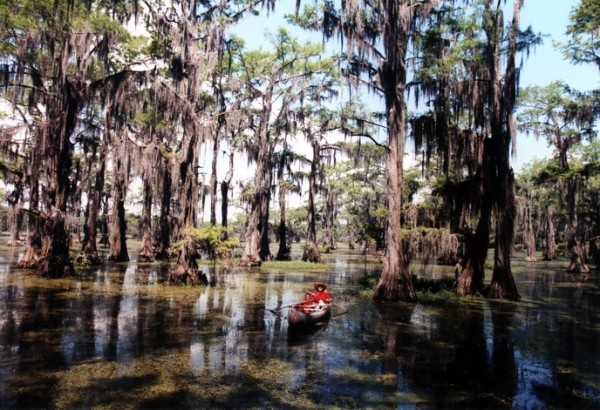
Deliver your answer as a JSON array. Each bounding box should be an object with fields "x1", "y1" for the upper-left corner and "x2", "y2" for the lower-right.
[{"x1": 0, "y1": 0, "x2": 599, "y2": 408}]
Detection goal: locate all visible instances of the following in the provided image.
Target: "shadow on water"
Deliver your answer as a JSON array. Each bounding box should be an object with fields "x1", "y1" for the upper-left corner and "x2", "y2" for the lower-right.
[{"x1": 0, "y1": 243, "x2": 599, "y2": 409}]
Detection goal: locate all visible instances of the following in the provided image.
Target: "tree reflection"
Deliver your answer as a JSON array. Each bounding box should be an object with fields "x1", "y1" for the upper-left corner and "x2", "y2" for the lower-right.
[{"x1": 389, "y1": 299, "x2": 519, "y2": 408}]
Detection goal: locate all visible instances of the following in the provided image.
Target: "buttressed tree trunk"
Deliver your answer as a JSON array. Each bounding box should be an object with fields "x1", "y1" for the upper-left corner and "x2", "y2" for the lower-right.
[
  {"x1": 240, "y1": 149, "x2": 272, "y2": 267},
  {"x1": 486, "y1": 0, "x2": 520, "y2": 301},
  {"x1": 37, "y1": 82, "x2": 78, "y2": 278},
  {"x1": 169, "y1": 130, "x2": 206, "y2": 285},
  {"x1": 541, "y1": 212, "x2": 556, "y2": 261},
  {"x1": 565, "y1": 189, "x2": 590, "y2": 273},
  {"x1": 373, "y1": 70, "x2": 415, "y2": 302},
  {"x1": 373, "y1": 45, "x2": 416, "y2": 302},
  {"x1": 456, "y1": 182, "x2": 490, "y2": 296}
]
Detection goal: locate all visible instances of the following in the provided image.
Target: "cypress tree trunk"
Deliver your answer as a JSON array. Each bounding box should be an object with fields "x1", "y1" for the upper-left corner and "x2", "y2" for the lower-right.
[
  {"x1": 258, "y1": 176, "x2": 273, "y2": 262},
  {"x1": 37, "y1": 85, "x2": 77, "y2": 278},
  {"x1": 79, "y1": 122, "x2": 109, "y2": 265},
  {"x1": 485, "y1": 0, "x2": 520, "y2": 301},
  {"x1": 220, "y1": 151, "x2": 234, "y2": 239},
  {"x1": 169, "y1": 132, "x2": 205, "y2": 284},
  {"x1": 565, "y1": 175, "x2": 589, "y2": 272},
  {"x1": 209, "y1": 137, "x2": 220, "y2": 226},
  {"x1": 321, "y1": 187, "x2": 336, "y2": 251},
  {"x1": 19, "y1": 144, "x2": 42, "y2": 269},
  {"x1": 240, "y1": 151, "x2": 272, "y2": 267},
  {"x1": 302, "y1": 140, "x2": 322, "y2": 263},
  {"x1": 6, "y1": 180, "x2": 23, "y2": 246},
  {"x1": 373, "y1": 55, "x2": 415, "y2": 302},
  {"x1": 275, "y1": 152, "x2": 291, "y2": 261},
  {"x1": 107, "y1": 134, "x2": 130, "y2": 262},
  {"x1": 523, "y1": 204, "x2": 537, "y2": 262},
  {"x1": 456, "y1": 190, "x2": 490, "y2": 296},
  {"x1": 137, "y1": 169, "x2": 155, "y2": 262},
  {"x1": 155, "y1": 153, "x2": 173, "y2": 260},
  {"x1": 541, "y1": 212, "x2": 557, "y2": 261},
  {"x1": 488, "y1": 169, "x2": 520, "y2": 299}
]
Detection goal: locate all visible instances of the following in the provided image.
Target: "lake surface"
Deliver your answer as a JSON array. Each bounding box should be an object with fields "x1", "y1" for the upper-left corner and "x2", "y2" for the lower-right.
[{"x1": 0, "y1": 244, "x2": 598, "y2": 409}]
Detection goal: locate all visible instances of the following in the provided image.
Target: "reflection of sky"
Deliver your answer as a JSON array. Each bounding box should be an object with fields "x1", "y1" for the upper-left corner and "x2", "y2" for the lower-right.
[
  {"x1": 61, "y1": 281, "x2": 84, "y2": 365},
  {"x1": 94, "y1": 268, "x2": 112, "y2": 357},
  {"x1": 513, "y1": 350, "x2": 553, "y2": 409},
  {"x1": 190, "y1": 279, "x2": 251, "y2": 375},
  {"x1": 0, "y1": 263, "x2": 22, "y2": 404},
  {"x1": 116, "y1": 265, "x2": 139, "y2": 374},
  {"x1": 0, "y1": 254, "x2": 598, "y2": 408}
]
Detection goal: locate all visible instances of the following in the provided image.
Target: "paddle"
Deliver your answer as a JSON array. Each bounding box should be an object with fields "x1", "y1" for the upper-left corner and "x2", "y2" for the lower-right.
[
  {"x1": 332, "y1": 303, "x2": 348, "y2": 314},
  {"x1": 268, "y1": 304, "x2": 293, "y2": 314}
]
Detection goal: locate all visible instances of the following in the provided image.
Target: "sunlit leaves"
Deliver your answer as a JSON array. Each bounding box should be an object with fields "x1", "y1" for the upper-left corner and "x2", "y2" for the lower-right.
[
  {"x1": 188, "y1": 225, "x2": 240, "y2": 261},
  {"x1": 560, "y1": 0, "x2": 600, "y2": 69}
]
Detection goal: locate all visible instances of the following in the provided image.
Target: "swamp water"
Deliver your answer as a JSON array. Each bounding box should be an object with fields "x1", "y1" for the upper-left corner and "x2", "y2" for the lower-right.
[{"x1": 0, "y1": 245, "x2": 599, "y2": 409}]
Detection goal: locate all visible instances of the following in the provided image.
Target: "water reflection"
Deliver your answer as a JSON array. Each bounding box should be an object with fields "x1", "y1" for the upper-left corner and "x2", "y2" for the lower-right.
[{"x1": 0, "y1": 249, "x2": 598, "y2": 409}]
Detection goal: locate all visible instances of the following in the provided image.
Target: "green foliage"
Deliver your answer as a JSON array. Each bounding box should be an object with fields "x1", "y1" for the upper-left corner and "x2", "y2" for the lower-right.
[
  {"x1": 567, "y1": 0, "x2": 600, "y2": 35},
  {"x1": 560, "y1": 0, "x2": 600, "y2": 67},
  {"x1": 188, "y1": 225, "x2": 240, "y2": 262}
]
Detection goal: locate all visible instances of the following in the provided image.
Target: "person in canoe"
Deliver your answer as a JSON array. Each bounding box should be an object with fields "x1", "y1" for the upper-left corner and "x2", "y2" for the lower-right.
[
  {"x1": 312, "y1": 283, "x2": 332, "y2": 309},
  {"x1": 297, "y1": 293, "x2": 317, "y2": 313}
]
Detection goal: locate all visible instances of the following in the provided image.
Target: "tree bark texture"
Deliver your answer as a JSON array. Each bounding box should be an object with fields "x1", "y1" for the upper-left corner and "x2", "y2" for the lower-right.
[
  {"x1": 18, "y1": 146, "x2": 42, "y2": 269},
  {"x1": 168, "y1": 237, "x2": 206, "y2": 285},
  {"x1": 240, "y1": 148, "x2": 273, "y2": 266},
  {"x1": 6, "y1": 179, "x2": 23, "y2": 246},
  {"x1": 209, "y1": 137, "x2": 220, "y2": 226},
  {"x1": 373, "y1": 67, "x2": 415, "y2": 302},
  {"x1": 485, "y1": 0, "x2": 520, "y2": 301},
  {"x1": 541, "y1": 212, "x2": 557, "y2": 261},
  {"x1": 565, "y1": 178, "x2": 589, "y2": 273},
  {"x1": 108, "y1": 134, "x2": 130, "y2": 262},
  {"x1": 456, "y1": 196, "x2": 490, "y2": 296},
  {"x1": 79, "y1": 123, "x2": 109, "y2": 265},
  {"x1": 169, "y1": 129, "x2": 202, "y2": 284},
  {"x1": 372, "y1": 1, "x2": 416, "y2": 301},
  {"x1": 155, "y1": 153, "x2": 173, "y2": 260},
  {"x1": 302, "y1": 140, "x2": 323, "y2": 263},
  {"x1": 220, "y1": 151, "x2": 234, "y2": 239},
  {"x1": 523, "y1": 204, "x2": 537, "y2": 262},
  {"x1": 276, "y1": 153, "x2": 291, "y2": 261},
  {"x1": 37, "y1": 81, "x2": 78, "y2": 277},
  {"x1": 137, "y1": 170, "x2": 155, "y2": 262}
]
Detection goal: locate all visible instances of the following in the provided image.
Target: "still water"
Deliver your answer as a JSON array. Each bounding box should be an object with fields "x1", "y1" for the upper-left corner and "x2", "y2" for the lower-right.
[{"x1": 0, "y1": 245, "x2": 599, "y2": 409}]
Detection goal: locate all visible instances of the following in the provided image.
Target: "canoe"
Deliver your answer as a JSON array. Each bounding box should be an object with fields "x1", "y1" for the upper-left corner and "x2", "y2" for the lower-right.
[{"x1": 287, "y1": 303, "x2": 331, "y2": 328}]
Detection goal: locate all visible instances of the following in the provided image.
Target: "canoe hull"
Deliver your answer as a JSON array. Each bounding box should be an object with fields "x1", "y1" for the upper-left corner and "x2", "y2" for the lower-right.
[{"x1": 287, "y1": 304, "x2": 331, "y2": 328}]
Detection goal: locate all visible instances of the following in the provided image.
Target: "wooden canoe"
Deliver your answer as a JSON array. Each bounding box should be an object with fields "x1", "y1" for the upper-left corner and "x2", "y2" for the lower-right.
[{"x1": 287, "y1": 303, "x2": 331, "y2": 328}]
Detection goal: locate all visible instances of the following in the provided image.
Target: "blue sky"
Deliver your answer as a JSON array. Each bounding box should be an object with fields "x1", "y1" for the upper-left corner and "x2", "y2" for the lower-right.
[{"x1": 231, "y1": 0, "x2": 598, "y2": 171}]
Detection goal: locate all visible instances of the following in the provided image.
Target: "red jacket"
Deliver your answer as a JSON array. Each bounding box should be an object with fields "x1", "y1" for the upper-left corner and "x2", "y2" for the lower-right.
[{"x1": 312, "y1": 290, "x2": 331, "y2": 304}]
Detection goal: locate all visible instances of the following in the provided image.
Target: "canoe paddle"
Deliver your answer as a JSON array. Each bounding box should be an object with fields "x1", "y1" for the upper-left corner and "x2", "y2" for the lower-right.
[
  {"x1": 268, "y1": 304, "x2": 293, "y2": 314},
  {"x1": 332, "y1": 303, "x2": 349, "y2": 314}
]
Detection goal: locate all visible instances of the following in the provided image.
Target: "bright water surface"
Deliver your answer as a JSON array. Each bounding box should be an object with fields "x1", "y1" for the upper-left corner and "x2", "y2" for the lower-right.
[{"x1": 0, "y1": 244, "x2": 599, "y2": 409}]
